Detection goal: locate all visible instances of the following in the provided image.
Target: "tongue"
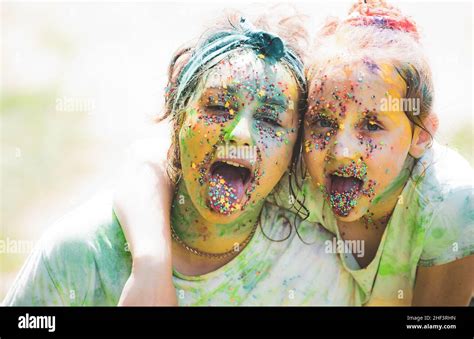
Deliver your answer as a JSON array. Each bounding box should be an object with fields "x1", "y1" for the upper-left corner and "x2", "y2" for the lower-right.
[
  {"x1": 208, "y1": 166, "x2": 245, "y2": 215},
  {"x1": 328, "y1": 176, "x2": 362, "y2": 217},
  {"x1": 330, "y1": 176, "x2": 361, "y2": 193}
]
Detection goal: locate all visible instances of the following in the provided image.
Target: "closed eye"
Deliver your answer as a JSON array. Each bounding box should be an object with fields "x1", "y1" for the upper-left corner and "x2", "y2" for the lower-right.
[
  {"x1": 206, "y1": 105, "x2": 229, "y2": 114},
  {"x1": 255, "y1": 105, "x2": 283, "y2": 127},
  {"x1": 258, "y1": 116, "x2": 282, "y2": 127}
]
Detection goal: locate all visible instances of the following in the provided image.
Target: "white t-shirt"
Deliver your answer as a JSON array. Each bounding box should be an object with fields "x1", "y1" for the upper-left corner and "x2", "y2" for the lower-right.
[
  {"x1": 292, "y1": 142, "x2": 474, "y2": 305},
  {"x1": 4, "y1": 192, "x2": 362, "y2": 306}
]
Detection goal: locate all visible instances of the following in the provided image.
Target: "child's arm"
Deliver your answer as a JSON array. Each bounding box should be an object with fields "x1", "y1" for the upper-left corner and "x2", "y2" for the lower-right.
[
  {"x1": 413, "y1": 255, "x2": 473, "y2": 306},
  {"x1": 414, "y1": 184, "x2": 474, "y2": 306},
  {"x1": 113, "y1": 136, "x2": 178, "y2": 306}
]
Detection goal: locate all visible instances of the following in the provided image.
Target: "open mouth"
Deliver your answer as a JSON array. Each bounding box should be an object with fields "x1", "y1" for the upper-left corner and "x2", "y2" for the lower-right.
[
  {"x1": 207, "y1": 160, "x2": 253, "y2": 215},
  {"x1": 329, "y1": 174, "x2": 364, "y2": 194},
  {"x1": 327, "y1": 173, "x2": 364, "y2": 217}
]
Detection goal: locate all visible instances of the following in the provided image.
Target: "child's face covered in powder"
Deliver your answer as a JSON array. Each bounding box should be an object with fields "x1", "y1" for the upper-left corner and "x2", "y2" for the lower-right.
[
  {"x1": 179, "y1": 49, "x2": 299, "y2": 224},
  {"x1": 304, "y1": 59, "x2": 414, "y2": 222}
]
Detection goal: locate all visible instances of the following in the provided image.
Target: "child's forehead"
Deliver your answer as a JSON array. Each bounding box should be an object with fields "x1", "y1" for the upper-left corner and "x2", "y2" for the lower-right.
[
  {"x1": 308, "y1": 59, "x2": 406, "y2": 98},
  {"x1": 202, "y1": 49, "x2": 293, "y2": 89},
  {"x1": 305, "y1": 60, "x2": 409, "y2": 120}
]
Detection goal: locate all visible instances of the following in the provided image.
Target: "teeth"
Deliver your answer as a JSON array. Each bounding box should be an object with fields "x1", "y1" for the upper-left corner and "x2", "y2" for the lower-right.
[
  {"x1": 333, "y1": 172, "x2": 351, "y2": 178},
  {"x1": 332, "y1": 172, "x2": 363, "y2": 180},
  {"x1": 222, "y1": 160, "x2": 247, "y2": 168}
]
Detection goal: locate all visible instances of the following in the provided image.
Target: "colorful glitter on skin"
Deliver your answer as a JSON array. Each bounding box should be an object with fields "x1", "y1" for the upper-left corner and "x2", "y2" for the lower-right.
[
  {"x1": 179, "y1": 49, "x2": 300, "y2": 227},
  {"x1": 166, "y1": 51, "x2": 301, "y2": 263},
  {"x1": 357, "y1": 133, "x2": 385, "y2": 159},
  {"x1": 304, "y1": 112, "x2": 338, "y2": 153},
  {"x1": 196, "y1": 93, "x2": 240, "y2": 125},
  {"x1": 303, "y1": 58, "x2": 414, "y2": 223},
  {"x1": 208, "y1": 174, "x2": 241, "y2": 215},
  {"x1": 329, "y1": 188, "x2": 360, "y2": 217},
  {"x1": 361, "y1": 179, "x2": 377, "y2": 200},
  {"x1": 333, "y1": 159, "x2": 368, "y2": 181},
  {"x1": 169, "y1": 45, "x2": 304, "y2": 259},
  {"x1": 326, "y1": 160, "x2": 370, "y2": 216},
  {"x1": 354, "y1": 111, "x2": 386, "y2": 158}
]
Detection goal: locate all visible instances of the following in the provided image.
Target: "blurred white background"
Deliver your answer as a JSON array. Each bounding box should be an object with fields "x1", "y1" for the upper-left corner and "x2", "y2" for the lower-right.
[{"x1": 1, "y1": 0, "x2": 472, "y2": 299}]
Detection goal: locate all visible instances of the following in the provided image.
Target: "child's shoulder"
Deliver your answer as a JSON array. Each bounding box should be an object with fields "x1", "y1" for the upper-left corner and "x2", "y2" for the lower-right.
[
  {"x1": 415, "y1": 142, "x2": 473, "y2": 204},
  {"x1": 414, "y1": 142, "x2": 474, "y2": 266},
  {"x1": 41, "y1": 190, "x2": 121, "y2": 252},
  {"x1": 37, "y1": 190, "x2": 131, "y2": 303}
]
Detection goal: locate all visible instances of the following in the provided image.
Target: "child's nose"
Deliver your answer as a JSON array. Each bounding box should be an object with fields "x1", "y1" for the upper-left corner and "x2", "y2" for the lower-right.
[
  {"x1": 224, "y1": 115, "x2": 252, "y2": 147},
  {"x1": 331, "y1": 128, "x2": 362, "y2": 161}
]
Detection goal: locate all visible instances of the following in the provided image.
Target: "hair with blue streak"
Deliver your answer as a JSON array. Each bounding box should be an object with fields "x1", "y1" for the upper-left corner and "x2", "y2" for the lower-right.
[
  {"x1": 161, "y1": 16, "x2": 308, "y2": 195},
  {"x1": 170, "y1": 17, "x2": 306, "y2": 114}
]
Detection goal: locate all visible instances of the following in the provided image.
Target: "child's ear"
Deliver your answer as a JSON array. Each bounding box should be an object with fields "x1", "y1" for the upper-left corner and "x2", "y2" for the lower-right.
[{"x1": 409, "y1": 113, "x2": 439, "y2": 159}]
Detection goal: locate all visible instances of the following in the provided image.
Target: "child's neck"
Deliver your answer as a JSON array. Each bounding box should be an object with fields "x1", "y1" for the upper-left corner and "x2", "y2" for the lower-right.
[
  {"x1": 337, "y1": 158, "x2": 415, "y2": 268},
  {"x1": 171, "y1": 181, "x2": 262, "y2": 255}
]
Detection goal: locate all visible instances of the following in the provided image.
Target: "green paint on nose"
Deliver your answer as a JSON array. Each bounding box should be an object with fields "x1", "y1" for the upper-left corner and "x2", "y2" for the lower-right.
[{"x1": 223, "y1": 116, "x2": 242, "y2": 142}]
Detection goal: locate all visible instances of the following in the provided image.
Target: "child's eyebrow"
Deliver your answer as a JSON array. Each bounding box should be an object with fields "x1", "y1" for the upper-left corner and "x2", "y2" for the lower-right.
[
  {"x1": 361, "y1": 110, "x2": 378, "y2": 117},
  {"x1": 201, "y1": 86, "x2": 238, "y2": 104},
  {"x1": 203, "y1": 85, "x2": 237, "y2": 95},
  {"x1": 203, "y1": 86, "x2": 289, "y2": 110},
  {"x1": 307, "y1": 107, "x2": 334, "y2": 116},
  {"x1": 361, "y1": 109, "x2": 392, "y2": 119}
]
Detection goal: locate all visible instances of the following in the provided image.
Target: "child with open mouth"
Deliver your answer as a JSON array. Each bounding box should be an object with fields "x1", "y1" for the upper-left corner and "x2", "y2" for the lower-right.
[
  {"x1": 108, "y1": 0, "x2": 472, "y2": 307},
  {"x1": 300, "y1": 0, "x2": 473, "y2": 305},
  {"x1": 4, "y1": 9, "x2": 362, "y2": 306}
]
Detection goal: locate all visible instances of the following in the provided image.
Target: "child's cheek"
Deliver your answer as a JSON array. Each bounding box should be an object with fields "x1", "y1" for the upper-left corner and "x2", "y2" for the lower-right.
[
  {"x1": 254, "y1": 124, "x2": 296, "y2": 176},
  {"x1": 254, "y1": 118, "x2": 297, "y2": 153},
  {"x1": 372, "y1": 125, "x2": 411, "y2": 163},
  {"x1": 305, "y1": 129, "x2": 335, "y2": 154},
  {"x1": 353, "y1": 132, "x2": 384, "y2": 159},
  {"x1": 303, "y1": 124, "x2": 337, "y2": 172},
  {"x1": 303, "y1": 136, "x2": 326, "y2": 185},
  {"x1": 366, "y1": 150, "x2": 395, "y2": 186},
  {"x1": 181, "y1": 112, "x2": 211, "y2": 155},
  {"x1": 180, "y1": 109, "x2": 224, "y2": 184},
  {"x1": 366, "y1": 133, "x2": 411, "y2": 188},
  {"x1": 265, "y1": 137, "x2": 294, "y2": 169},
  {"x1": 303, "y1": 128, "x2": 330, "y2": 179}
]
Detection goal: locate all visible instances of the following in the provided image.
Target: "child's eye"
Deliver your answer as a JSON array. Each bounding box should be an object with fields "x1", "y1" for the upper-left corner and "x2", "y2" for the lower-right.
[
  {"x1": 363, "y1": 120, "x2": 383, "y2": 131},
  {"x1": 258, "y1": 116, "x2": 282, "y2": 127},
  {"x1": 312, "y1": 117, "x2": 336, "y2": 129},
  {"x1": 206, "y1": 105, "x2": 228, "y2": 113},
  {"x1": 318, "y1": 119, "x2": 333, "y2": 128},
  {"x1": 205, "y1": 95, "x2": 238, "y2": 115},
  {"x1": 255, "y1": 106, "x2": 282, "y2": 127},
  {"x1": 206, "y1": 104, "x2": 238, "y2": 118}
]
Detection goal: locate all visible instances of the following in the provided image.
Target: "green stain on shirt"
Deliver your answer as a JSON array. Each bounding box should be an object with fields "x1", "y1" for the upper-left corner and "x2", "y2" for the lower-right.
[{"x1": 431, "y1": 228, "x2": 445, "y2": 239}]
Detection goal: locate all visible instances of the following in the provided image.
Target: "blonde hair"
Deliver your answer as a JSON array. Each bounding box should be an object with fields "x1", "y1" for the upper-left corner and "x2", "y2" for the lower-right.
[{"x1": 307, "y1": 0, "x2": 434, "y2": 136}]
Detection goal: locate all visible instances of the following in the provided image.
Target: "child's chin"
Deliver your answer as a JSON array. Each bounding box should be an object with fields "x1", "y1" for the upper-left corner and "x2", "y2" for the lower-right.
[
  {"x1": 333, "y1": 207, "x2": 364, "y2": 222},
  {"x1": 202, "y1": 205, "x2": 242, "y2": 223}
]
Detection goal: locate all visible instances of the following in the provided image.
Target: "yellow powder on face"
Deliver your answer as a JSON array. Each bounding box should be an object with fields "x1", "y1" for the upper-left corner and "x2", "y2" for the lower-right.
[
  {"x1": 343, "y1": 64, "x2": 353, "y2": 79},
  {"x1": 379, "y1": 63, "x2": 406, "y2": 98}
]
